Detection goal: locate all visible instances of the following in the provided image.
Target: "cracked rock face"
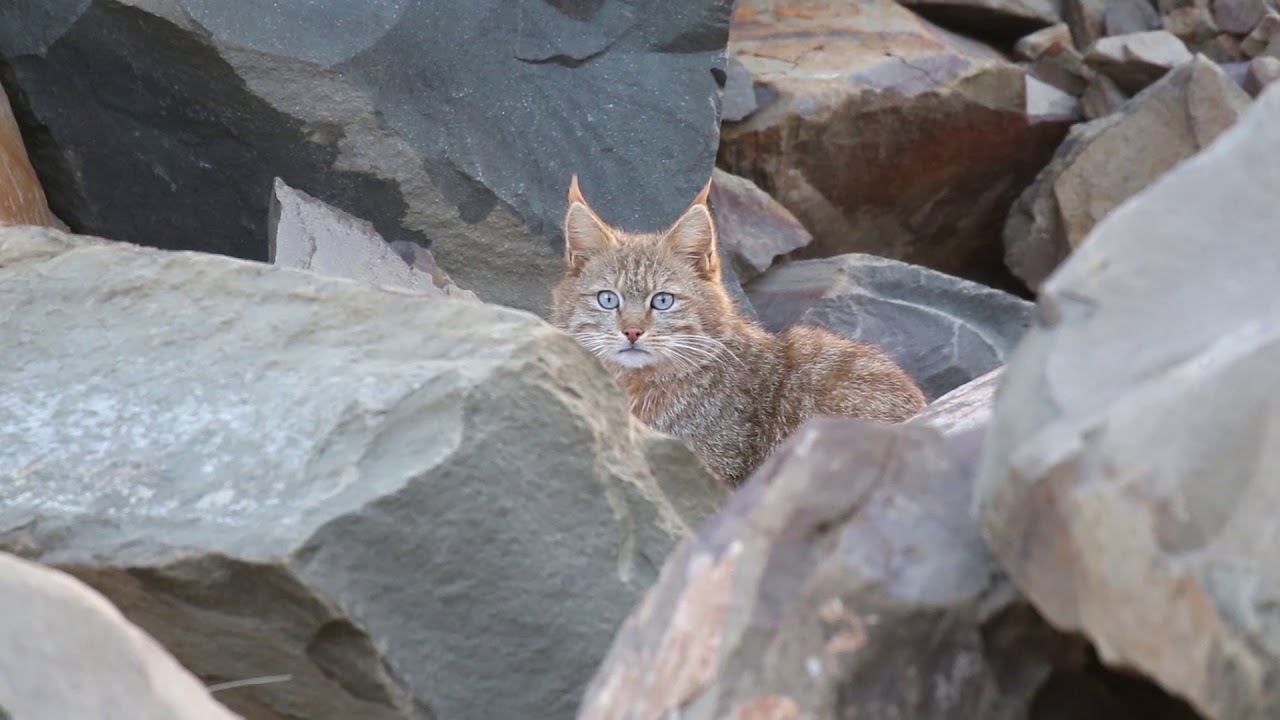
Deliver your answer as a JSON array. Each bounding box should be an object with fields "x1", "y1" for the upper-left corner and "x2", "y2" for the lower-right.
[
  {"x1": 0, "y1": 0, "x2": 732, "y2": 315},
  {"x1": 718, "y1": 0, "x2": 1073, "y2": 289},
  {"x1": 579, "y1": 372, "x2": 1074, "y2": 719},
  {"x1": 746, "y1": 254, "x2": 1032, "y2": 400},
  {"x1": 0, "y1": 225, "x2": 726, "y2": 720},
  {"x1": 977, "y1": 82, "x2": 1280, "y2": 720}
]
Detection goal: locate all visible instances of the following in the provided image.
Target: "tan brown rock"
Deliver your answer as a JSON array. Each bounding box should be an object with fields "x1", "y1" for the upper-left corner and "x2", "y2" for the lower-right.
[
  {"x1": 977, "y1": 81, "x2": 1280, "y2": 720},
  {"x1": 1079, "y1": 72, "x2": 1130, "y2": 118},
  {"x1": 0, "y1": 86, "x2": 59, "y2": 229},
  {"x1": 1084, "y1": 30, "x2": 1194, "y2": 93},
  {"x1": 1004, "y1": 56, "x2": 1250, "y2": 289},
  {"x1": 719, "y1": 0, "x2": 1073, "y2": 288},
  {"x1": 1240, "y1": 10, "x2": 1280, "y2": 57},
  {"x1": 708, "y1": 169, "x2": 811, "y2": 283},
  {"x1": 1017, "y1": 24, "x2": 1096, "y2": 96},
  {"x1": 579, "y1": 372, "x2": 1078, "y2": 720},
  {"x1": 1064, "y1": 0, "x2": 1160, "y2": 49}
]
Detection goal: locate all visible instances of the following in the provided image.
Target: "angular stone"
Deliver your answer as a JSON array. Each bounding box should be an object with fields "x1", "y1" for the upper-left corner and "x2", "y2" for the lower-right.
[
  {"x1": 720, "y1": 0, "x2": 1072, "y2": 287},
  {"x1": 746, "y1": 254, "x2": 1032, "y2": 401},
  {"x1": 708, "y1": 169, "x2": 811, "y2": 283},
  {"x1": 1064, "y1": 0, "x2": 1161, "y2": 48},
  {"x1": 1245, "y1": 54, "x2": 1280, "y2": 93},
  {"x1": 0, "y1": 225, "x2": 726, "y2": 720},
  {"x1": 1084, "y1": 30, "x2": 1194, "y2": 93},
  {"x1": 977, "y1": 82, "x2": 1280, "y2": 720},
  {"x1": 1004, "y1": 57, "x2": 1250, "y2": 290},
  {"x1": 579, "y1": 387, "x2": 1079, "y2": 720},
  {"x1": 1018, "y1": 24, "x2": 1096, "y2": 96},
  {"x1": 720, "y1": 56, "x2": 759, "y2": 123},
  {"x1": 898, "y1": 0, "x2": 1063, "y2": 43},
  {"x1": 1241, "y1": 10, "x2": 1280, "y2": 56},
  {"x1": 269, "y1": 177, "x2": 477, "y2": 301},
  {"x1": 1079, "y1": 72, "x2": 1130, "y2": 118},
  {"x1": 0, "y1": 85, "x2": 59, "y2": 229},
  {"x1": 1213, "y1": 0, "x2": 1267, "y2": 34},
  {"x1": 1161, "y1": 0, "x2": 1223, "y2": 44},
  {"x1": 0, "y1": 0, "x2": 732, "y2": 316},
  {"x1": 0, "y1": 552, "x2": 239, "y2": 720}
]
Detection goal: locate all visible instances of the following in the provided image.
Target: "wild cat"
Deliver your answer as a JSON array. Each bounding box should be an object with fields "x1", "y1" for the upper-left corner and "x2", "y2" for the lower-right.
[{"x1": 550, "y1": 176, "x2": 926, "y2": 486}]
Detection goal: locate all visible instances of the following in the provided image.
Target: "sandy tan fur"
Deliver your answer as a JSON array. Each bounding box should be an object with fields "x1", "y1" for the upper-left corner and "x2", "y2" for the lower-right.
[{"x1": 551, "y1": 175, "x2": 926, "y2": 487}]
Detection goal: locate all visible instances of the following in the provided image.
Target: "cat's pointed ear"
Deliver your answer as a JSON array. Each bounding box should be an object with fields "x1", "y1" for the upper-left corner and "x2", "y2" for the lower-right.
[
  {"x1": 664, "y1": 179, "x2": 719, "y2": 279},
  {"x1": 564, "y1": 175, "x2": 614, "y2": 272}
]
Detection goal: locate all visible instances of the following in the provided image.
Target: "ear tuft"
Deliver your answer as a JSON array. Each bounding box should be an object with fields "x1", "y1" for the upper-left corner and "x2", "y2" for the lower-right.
[
  {"x1": 665, "y1": 203, "x2": 719, "y2": 279},
  {"x1": 563, "y1": 179, "x2": 614, "y2": 272},
  {"x1": 691, "y1": 175, "x2": 712, "y2": 206}
]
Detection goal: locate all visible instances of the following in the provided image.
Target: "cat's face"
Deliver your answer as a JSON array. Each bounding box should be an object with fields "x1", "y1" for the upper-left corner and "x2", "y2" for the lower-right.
[{"x1": 551, "y1": 176, "x2": 733, "y2": 373}]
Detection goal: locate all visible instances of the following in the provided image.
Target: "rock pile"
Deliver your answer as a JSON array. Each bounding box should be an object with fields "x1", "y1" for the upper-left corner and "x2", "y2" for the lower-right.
[{"x1": 4, "y1": 0, "x2": 1280, "y2": 718}]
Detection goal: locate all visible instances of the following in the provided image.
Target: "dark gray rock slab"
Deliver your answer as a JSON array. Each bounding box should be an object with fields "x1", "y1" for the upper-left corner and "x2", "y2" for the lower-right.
[
  {"x1": 0, "y1": 224, "x2": 726, "y2": 720},
  {"x1": 747, "y1": 254, "x2": 1032, "y2": 401},
  {"x1": 0, "y1": 0, "x2": 732, "y2": 315}
]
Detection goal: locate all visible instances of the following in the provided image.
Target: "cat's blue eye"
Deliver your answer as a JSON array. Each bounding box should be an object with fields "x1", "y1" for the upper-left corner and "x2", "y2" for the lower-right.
[
  {"x1": 597, "y1": 290, "x2": 620, "y2": 309},
  {"x1": 650, "y1": 292, "x2": 674, "y2": 311}
]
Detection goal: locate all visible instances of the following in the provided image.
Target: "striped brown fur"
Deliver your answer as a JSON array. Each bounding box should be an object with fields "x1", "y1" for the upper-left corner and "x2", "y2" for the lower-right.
[{"x1": 551, "y1": 175, "x2": 926, "y2": 486}]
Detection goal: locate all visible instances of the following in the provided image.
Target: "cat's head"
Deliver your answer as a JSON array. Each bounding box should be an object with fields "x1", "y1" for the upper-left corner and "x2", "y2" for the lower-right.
[{"x1": 550, "y1": 175, "x2": 736, "y2": 373}]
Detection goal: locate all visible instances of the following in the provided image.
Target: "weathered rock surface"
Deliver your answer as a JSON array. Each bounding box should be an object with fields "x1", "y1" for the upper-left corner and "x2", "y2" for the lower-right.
[
  {"x1": 1084, "y1": 30, "x2": 1194, "y2": 93},
  {"x1": 1244, "y1": 54, "x2": 1280, "y2": 93},
  {"x1": 1018, "y1": 24, "x2": 1096, "y2": 96},
  {"x1": 0, "y1": 225, "x2": 726, "y2": 720},
  {"x1": 579, "y1": 376, "x2": 1074, "y2": 719},
  {"x1": 1063, "y1": 0, "x2": 1161, "y2": 51},
  {"x1": 719, "y1": 0, "x2": 1073, "y2": 287},
  {"x1": 976, "y1": 82, "x2": 1280, "y2": 720},
  {"x1": 0, "y1": 552, "x2": 240, "y2": 720},
  {"x1": 1004, "y1": 56, "x2": 1250, "y2": 289},
  {"x1": 0, "y1": 86, "x2": 59, "y2": 229},
  {"x1": 747, "y1": 254, "x2": 1032, "y2": 400},
  {"x1": 0, "y1": 0, "x2": 732, "y2": 315},
  {"x1": 897, "y1": 0, "x2": 1063, "y2": 42},
  {"x1": 269, "y1": 177, "x2": 477, "y2": 300},
  {"x1": 708, "y1": 168, "x2": 811, "y2": 283}
]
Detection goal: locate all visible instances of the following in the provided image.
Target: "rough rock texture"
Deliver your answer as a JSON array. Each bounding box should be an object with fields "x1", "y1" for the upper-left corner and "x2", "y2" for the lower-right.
[
  {"x1": 1244, "y1": 55, "x2": 1280, "y2": 93},
  {"x1": 0, "y1": 225, "x2": 726, "y2": 720},
  {"x1": 897, "y1": 0, "x2": 1063, "y2": 43},
  {"x1": 718, "y1": 0, "x2": 1074, "y2": 288},
  {"x1": 747, "y1": 254, "x2": 1032, "y2": 400},
  {"x1": 269, "y1": 177, "x2": 477, "y2": 300},
  {"x1": 0, "y1": 86, "x2": 58, "y2": 228},
  {"x1": 1079, "y1": 72, "x2": 1130, "y2": 118},
  {"x1": 1018, "y1": 23, "x2": 1096, "y2": 96},
  {"x1": 578, "y1": 377, "x2": 1074, "y2": 720},
  {"x1": 1004, "y1": 56, "x2": 1250, "y2": 290},
  {"x1": 1084, "y1": 30, "x2": 1194, "y2": 93},
  {"x1": 708, "y1": 168, "x2": 811, "y2": 283},
  {"x1": 0, "y1": 552, "x2": 240, "y2": 720},
  {"x1": 0, "y1": 0, "x2": 733, "y2": 315},
  {"x1": 976, "y1": 82, "x2": 1280, "y2": 720},
  {"x1": 1064, "y1": 0, "x2": 1161, "y2": 50},
  {"x1": 1240, "y1": 10, "x2": 1280, "y2": 57}
]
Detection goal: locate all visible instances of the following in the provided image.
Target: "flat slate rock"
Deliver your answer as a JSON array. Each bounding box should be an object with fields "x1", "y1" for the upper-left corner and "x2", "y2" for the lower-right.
[
  {"x1": 747, "y1": 254, "x2": 1032, "y2": 400},
  {"x1": 0, "y1": 0, "x2": 733, "y2": 315}
]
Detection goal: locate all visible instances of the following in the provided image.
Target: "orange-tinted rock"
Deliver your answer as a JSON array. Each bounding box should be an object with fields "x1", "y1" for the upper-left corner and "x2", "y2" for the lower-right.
[
  {"x1": 0, "y1": 86, "x2": 58, "y2": 228},
  {"x1": 719, "y1": 0, "x2": 1073, "y2": 288}
]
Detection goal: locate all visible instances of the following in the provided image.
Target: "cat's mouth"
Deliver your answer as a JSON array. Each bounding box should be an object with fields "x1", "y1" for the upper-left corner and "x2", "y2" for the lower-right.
[{"x1": 611, "y1": 346, "x2": 654, "y2": 369}]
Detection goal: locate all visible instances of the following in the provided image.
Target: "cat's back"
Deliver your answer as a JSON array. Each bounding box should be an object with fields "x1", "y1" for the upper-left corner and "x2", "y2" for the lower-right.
[{"x1": 776, "y1": 324, "x2": 926, "y2": 423}]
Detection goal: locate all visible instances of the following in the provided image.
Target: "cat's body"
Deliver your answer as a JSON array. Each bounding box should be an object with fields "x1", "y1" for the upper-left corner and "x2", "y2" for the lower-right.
[{"x1": 551, "y1": 176, "x2": 926, "y2": 487}]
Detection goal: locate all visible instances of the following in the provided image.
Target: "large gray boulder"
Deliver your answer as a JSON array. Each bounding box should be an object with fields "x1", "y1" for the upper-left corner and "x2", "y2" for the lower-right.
[
  {"x1": 0, "y1": 0, "x2": 732, "y2": 315},
  {"x1": 747, "y1": 254, "x2": 1033, "y2": 400},
  {"x1": 0, "y1": 225, "x2": 725, "y2": 720},
  {"x1": 579, "y1": 370, "x2": 1075, "y2": 719},
  {"x1": 976, "y1": 82, "x2": 1280, "y2": 719},
  {"x1": 0, "y1": 552, "x2": 240, "y2": 720}
]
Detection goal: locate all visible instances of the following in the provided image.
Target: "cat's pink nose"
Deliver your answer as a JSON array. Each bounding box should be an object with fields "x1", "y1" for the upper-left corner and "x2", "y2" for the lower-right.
[{"x1": 623, "y1": 328, "x2": 645, "y2": 343}]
